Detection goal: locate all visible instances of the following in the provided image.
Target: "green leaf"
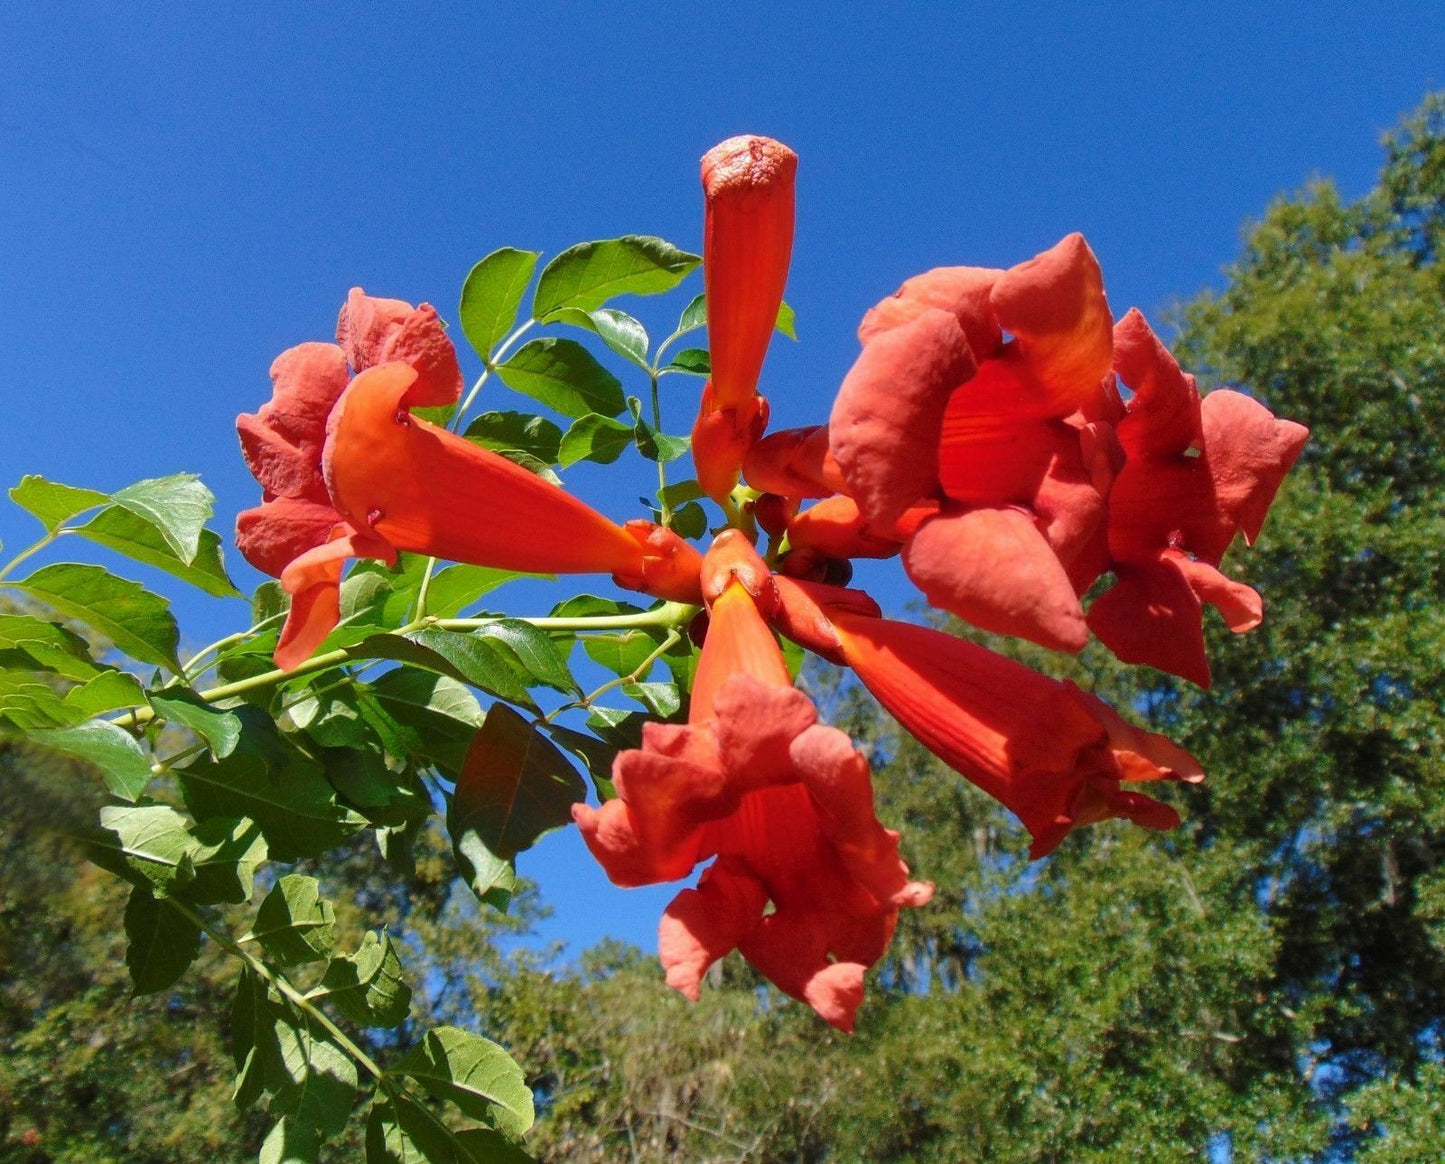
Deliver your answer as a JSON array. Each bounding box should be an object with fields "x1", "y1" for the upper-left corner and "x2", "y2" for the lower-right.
[
  {"x1": 547, "y1": 593, "x2": 643, "y2": 620},
  {"x1": 676, "y1": 292, "x2": 707, "y2": 334},
  {"x1": 558, "y1": 413, "x2": 635, "y2": 467},
  {"x1": 532, "y1": 235, "x2": 699, "y2": 319},
  {"x1": 664, "y1": 348, "x2": 711, "y2": 376},
  {"x1": 658, "y1": 479, "x2": 704, "y2": 508},
  {"x1": 0, "y1": 673, "x2": 70, "y2": 730},
  {"x1": 475, "y1": 620, "x2": 579, "y2": 696},
  {"x1": 260, "y1": 1117, "x2": 322, "y2": 1164},
  {"x1": 583, "y1": 631, "x2": 660, "y2": 677},
  {"x1": 367, "y1": 1094, "x2": 535, "y2": 1164},
  {"x1": 585, "y1": 706, "x2": 648, "y2": 752},
  {"x1": 448, "y1": 705, "x2": 585, "y2": 908},
  {"x1": 9, "y1": 474, "x2": 108, "y2": 532},
  {"x1": 148, "y1": 690, "x2": 243, "y2": 756},
  {"x1": 394, "y1": 1027, "x2": 534, "y2": 1138},
  {"x1": 75, "y1": 508, "x2": 242, "y2": 598},
  {"x1": 452, "y1": 831, "x2": 517, "y2": 913},
  {"x1": 495, "y1": 338, "x2": 624, "y2": 419},
  {"x1": 369, "y1": 668, "x2": 483, "y2": 778},
  {"x1": 775, "y1": 299, "x2": 797, "y2": 340},
  {"x1": 12, "y1": 562, "x2": 180, "y2": 670},
  {"x1": 87, "y1": 804, "x2": 197, "y2": 893},
  {"x1": 355, "y1": 629, "x2": 536, "y2": 710},
  {"x1": 631, "y1": 409, "x2": 691, "y2": 464},
  {"x1": 247, "y1": 874, "x2": 337, "y2": 965},
  {"x1": 186, "y1": 815, "x2": 267, "y2": 905},
  {"x1": 176, "y1": 709, "x2": 366, "y2": 861},
  {"x1": 268, "y1": 1016, "x2": 357, "y2": 1138},
  {"x1": 254, "y1": 580, "x2": 288, "y2": 624},
  {"x1": 671, "y1": 501, "x2": 708, "y2": 540},
  {"x1": 464, "y1": 411, "x2": 563, "y2": 465},
  {"x1": 34, "y1": 719, "x2": 153, "y2": 800},
  {"x1": 124, "y1": 887, "x2": 200, "y2": 995},
  {"x1": 0, "y1": 613, "x2": 101, "y2": 680},
  {"x1": 111, "y1": 472, "x2": 215, "y2": 563},
  {"x1": 59, "y1": 669, "x2": 146, "y2": 718},
  {"x1": 622, "y1": 680, "x2": 682, "y2": 719},
  {"x1": 459, "y1": 247, "x2": 540, "y2": 361},
  {"x1": 306, "y1": 931, "x2": 411, "y2": 1028},
  {"x1": 545, "y1": 723, "x2": 618, "y2": 802},
  {"x1": 551, "y1": 306, "x2": 650, "y2": 367}
]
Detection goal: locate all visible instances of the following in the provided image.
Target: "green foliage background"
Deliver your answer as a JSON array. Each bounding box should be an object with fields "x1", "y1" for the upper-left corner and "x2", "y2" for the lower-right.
[{"x1": 3, "y1": 95, "x2": 1444, "y2": 1161}]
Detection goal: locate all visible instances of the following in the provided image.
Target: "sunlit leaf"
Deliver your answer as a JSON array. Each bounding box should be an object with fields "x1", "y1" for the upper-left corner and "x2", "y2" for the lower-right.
[
  {"x1": 550, "y1": 306, "x2": 650, "y2": 367},
  {"x1": 464, "y1": 411, "x2": 563, "y2": 465},
  {"x1": 459, "y1": 247, "x2": 540, "y2": 361},
  {"x1": 34, "y1": 719, "x2": 153, "y2": 800},
  {"x1": 59, "y1": 669, "x2": 146, "y2": 718},
  {"x1": 306, "y1": 931, "x2": 411, "y2": 1028},
  {"x1": 394, "y1": 1027, "x2": 534, "y2": 1138},
  {"x1": 355, "y1": 629, "x2": 537, "y2": 711},
  {"x1": 8, "y1": 474, "x2": 108, "y2": 532},
  {"x1": 86, "y1": 804, "x2": 197, "y2": 892},
  {"x1": 532, "y1": 235, "x2": 699, "y2": 319},
  {"x1": 558, "y1": 413, "x2": 634, "y2": 467},
  {"x1": 664, "y1": 348, "x2": 710, "y2": 376},
  {"x1": 247, "y1": 874, "x2": 337, "y2": 965},
  {"x1": 496, "y1": 338, "x2": 625, "y2": 419},
  {"x1": 12, "y1": 563, "x2": 180, "y2": 670},
  {"x1": 149, "y1": 690, "x2": 243, "y2": 756},
  {"x1": 111, "y1": 473, "x2": 215, "y2": 563}
]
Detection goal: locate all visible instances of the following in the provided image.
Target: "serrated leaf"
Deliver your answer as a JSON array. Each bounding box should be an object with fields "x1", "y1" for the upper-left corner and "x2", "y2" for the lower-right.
[
  {"x1": 355, "y1": 629, "x2": 536, "y2": 711},
  {"x1": 0, "y1": 673, "x2": 70, "y2": 730},
  {"x1": 148, "y1": 690, "x2": 243, "y2": 756},
  {"x1": 496, "y1": 337, "x2": 624, "y2": 419},
  {"x1": 124, "y1": 887, "x2": 200, "y2": 995},
  {"x1": 532, "y1": 235, "x2": 699, "y2": 319},
  {"x1": 558, "y1": 413, "x2": 634, "y2": 467},
  {"x1": 622, "y1": 680, "x2": 681, "y2": 719},
  {"x1": 59, "y1": 669, "x2": 146, "y2": 718},
  {"x1": 34, "y1": 719, "x2": 153, "y2": 800},
  {"x1": 248, "y1": 874, "x2": 337, "y2": 964},
  {"x1": 75, "y1": 508, "x2": 242, "y2": 598},
  {"x1": 176, "y1": 708, "x2": 366, "y2": 860},
  {"x1": 0, "y1": 613, "x2": 102, "y2": 679},
  {"x1": 107, "y1": 472, "x2": 215, "y2": 565},
  {"x1": 464, "y1": 411, "x2": 563, "y2": 465},
  {"x1": 254, "y1": 580, "x2": 288, "y2": 624},
  {"x1": 394, "y1": 1027, "x2": 534, "y2": 1138},
  {"x1": 307, "y1": 931, "x2": 411, "y2": 1027},
  {"x1": 370, "y1": 668, "x2": 483, "y2": 778},
  {"x1": 12, "y1": 562, "x2": 180, "y2": 670},
  {"x1": 186, "y1": 815, "x2": 267, "y2": 904},
  {"x1": 475, "y1": 620, "x2": 578, "y2": 695},
  {"x1": 449, "y1": 706, "x2": 585, "y2": 908},
  {"x1": 550, "y1": 306, "x2": 650, "y2": 367},
  {"x1": 657, "y1": 479, "x2": 705, "y2": 508},
  {"x1": 459, "y1": 248, "x2": 540, "y2": 361},
  {"x1": 9, "y1": 474, "x2": 108, "y2": 532},
  {"x1": 664, "y1": 348, "x2": 711, "y2": 376},
  {"x1": 671, "y1": 501, "x2": 708, "y2": 540},
  {"x1": 87, "y1": 804, "x2": 197, "y2": 892}
]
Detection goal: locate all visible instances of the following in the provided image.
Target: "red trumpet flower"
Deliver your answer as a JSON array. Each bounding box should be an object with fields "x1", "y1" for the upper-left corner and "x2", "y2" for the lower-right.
[
  {"x1": 772, "y1": 576, "x2": 1202, "y2": 858},
  {"x1": 690, "y1": 135, "x2": 797, "y2": 504},
  {"x1": 573, "y1": 533, "x2": 931, "y2": 1031},
  {"x1": 1086, "y1": 310, "x2": 1309, "y2": 686},
  {"x1": 237, "y1": 291, "x2": 702, "y2": 670}
]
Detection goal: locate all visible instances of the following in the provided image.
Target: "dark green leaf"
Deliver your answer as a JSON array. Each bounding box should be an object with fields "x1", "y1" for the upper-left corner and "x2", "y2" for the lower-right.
[
  {"x1": 12, "y1": 562, "x2": 180, "y2": 670},
  {"x1": 658, "y1": 479, "x2": 705, "y2": 508},
  {"x1": 186, "y1": 815, "x2": 267, "y2": 905},
  {"x1": 111, "y1": 473, "x2": 215, "y2": 563},
  {"x1": 124, "y1": 887, "x2": 200, "y2": 995},
  {"x1": 307, "y1": 931, "x2": 411, "y2": 1027},
  {"x1": 75, "y1": 508, "x2": 242, "y2": 598},
  {"x1": 671, "y1": 501, "x2": 708, "y2": 540},
  {"x1": 558, "y1": 413, "x2": 634, "y2": 467},
  {"x1": 545, "y1": 723, "x2": 618, "y2": 802},
  {"x1": 355, "y1": 629, "x2": 537, "y2": 711},
  {"x1": 268, "y1": 1016, "x2": 357, "y2": 1138},
  {"x1": 260, "y1": 1117, "x2": 322, "y2": 1164},
  {"x1": 247, "y1": 874, "x2": 337, "y2": 965},
  {"x1": 550, "y1": 306, "x2": 650, "y2": 367},
  {"x1": 632, "y1": 415, "x2": 690, "y2": 463},
  {"x1": 367, "y1": 1093, "x2": 535, "y2": 1164},
  {"x1": 495, "y1": 337, "x2": 625, "y2": 419},
  {"x1": 464, "y1": 411, "x2": 564, "y2": 465},
  {"x1": 475, "y1": 620, "x2": 579, "y2": 695},
  {"x1": 664, "y1": 348, "x2": 711, "y2": 376},
  {"x1": 532, "y1": 235, "x2": 699, "y2": 319},
  {"x1": 176, "y1": 709, "x2": 366, "y2": 860},
  {"x1": 452, "y1": 831, "x2": 517, "y2": 913},
  {"x1": 9, "y1": 474, "x2": 108, "y2": 532},
  {"x1": 34, "y1": 719, "x2": 153, "y2": 800},
  {"x1": 148, "y1": 690, "x2": 243, "y2": 756},
  {"x1": 369, "y1": 668, "x2": 483, "y2": 778},
  {"x1": 585, "y1": 705, "x2": 648, "y2": 752},
  {"x1": 394, "y1": 1027, "x2": 534, "y2": 1138},
  {"x1": 459, "y1": 248, "x2": 540, "y2": 361}
]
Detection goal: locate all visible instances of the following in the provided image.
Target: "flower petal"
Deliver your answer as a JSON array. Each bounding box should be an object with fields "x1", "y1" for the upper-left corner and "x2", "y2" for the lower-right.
[
  {"x1": 1113, "y1": 308, "x2": 1204, "y2": 459},
  {"x1": 275, "y1": 522, "x2": 397, "y2": 671},
  {"x1": 903, "y1": 506, "x2": 1088, "y2": 652},
  {"x1": 691, "y1": 384, "x2": 770, "y2": 505},
  {"x1": 786, "y1": 495, "x2": 904, "y2": 560},
  {"x1": 1086, "y1": 553, "x2": 1214, "y2": 687},
  {"x1": 235, "y1": 496, "x2": 345, "y2": 578},
  {"x1": 659, "y1": 858, "x2": 769, "y2": 1000},
  {"x1": 743, "y1": 425, "x2": 845, "y2": 499},
  {"x1": 830, "y1": 307, "x2": 976, "y2": 527},
  {"x1": 857, "y1": 265, "x2": 1004, "y2": 360},
  {"x1": 236, "y1": 342, "x2": 350, "y2": 502},
  {"x1": 336, "y1": 288, "x2": 463, "y2": 407}
]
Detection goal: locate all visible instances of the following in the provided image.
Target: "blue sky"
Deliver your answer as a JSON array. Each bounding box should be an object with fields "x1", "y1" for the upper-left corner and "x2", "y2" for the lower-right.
[{"x1": 3, "y1": 5, "x2": 1442, "y2": 954}]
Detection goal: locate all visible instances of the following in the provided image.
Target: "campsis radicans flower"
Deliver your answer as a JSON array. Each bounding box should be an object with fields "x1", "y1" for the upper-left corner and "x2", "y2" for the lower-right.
[
  {"x1": 573, "y1": 533, "x2": 932, "y2": 1031},
  {"x1": 690, "y1": 135, "x2": 797, "y2": 505},
  {"x1": 236, "y1": 290, "x2": 702, "y2": 669}
]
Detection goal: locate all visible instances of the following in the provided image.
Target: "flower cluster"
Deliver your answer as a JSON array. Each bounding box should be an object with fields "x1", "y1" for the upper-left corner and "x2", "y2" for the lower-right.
[{"x1": 237, "y1": 135, "x2": 1306, "y2": 1030}]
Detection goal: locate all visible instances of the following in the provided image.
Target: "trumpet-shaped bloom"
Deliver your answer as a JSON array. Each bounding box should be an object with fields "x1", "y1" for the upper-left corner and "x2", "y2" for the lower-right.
[
  {"x1": 771, "y1": 576, "x2": 1201, "y2": 857},
  {"x1": 828, "y1": 235, "x2": 1119, "y2": 652},
  {"x1": 237, "y1": 292, "x2": 703, "y2": 670},
  {"x1": 573, "y1": 533, "x2": 931, "y2": 1031},
  {"x1": 1086, "y1": 310, "x2": 1309, "y2": 686},
  {"x1": 690, "y1": 135, "x2": 797, "y2": 503}
]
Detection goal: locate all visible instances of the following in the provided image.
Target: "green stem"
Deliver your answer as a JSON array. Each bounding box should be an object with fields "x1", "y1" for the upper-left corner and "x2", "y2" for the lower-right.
[
  {"x1": 163, "y1": 897, "x2": 386, "y2": 1083},
  {"x1": 0, "y1": 529, "x2": 65, "y2": 585},
  {"x1": 545, "y1": 628, "x2": 682, "y2": 724},
  {"x1": 413, "y1": 557, "x2": 439, "y2": 621},
  {"x1": 110, "y1": 605, "x2": 700, "y2": 729},
  {"x1": 452, "y1": 318, "x2": 537, "y2": 431},
  {"x1": 182, "y1": 612, "x2": 287, "y2": 681},
  {"x1": 649, "y1": 370, "x2": 672, "y2": 527}
]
